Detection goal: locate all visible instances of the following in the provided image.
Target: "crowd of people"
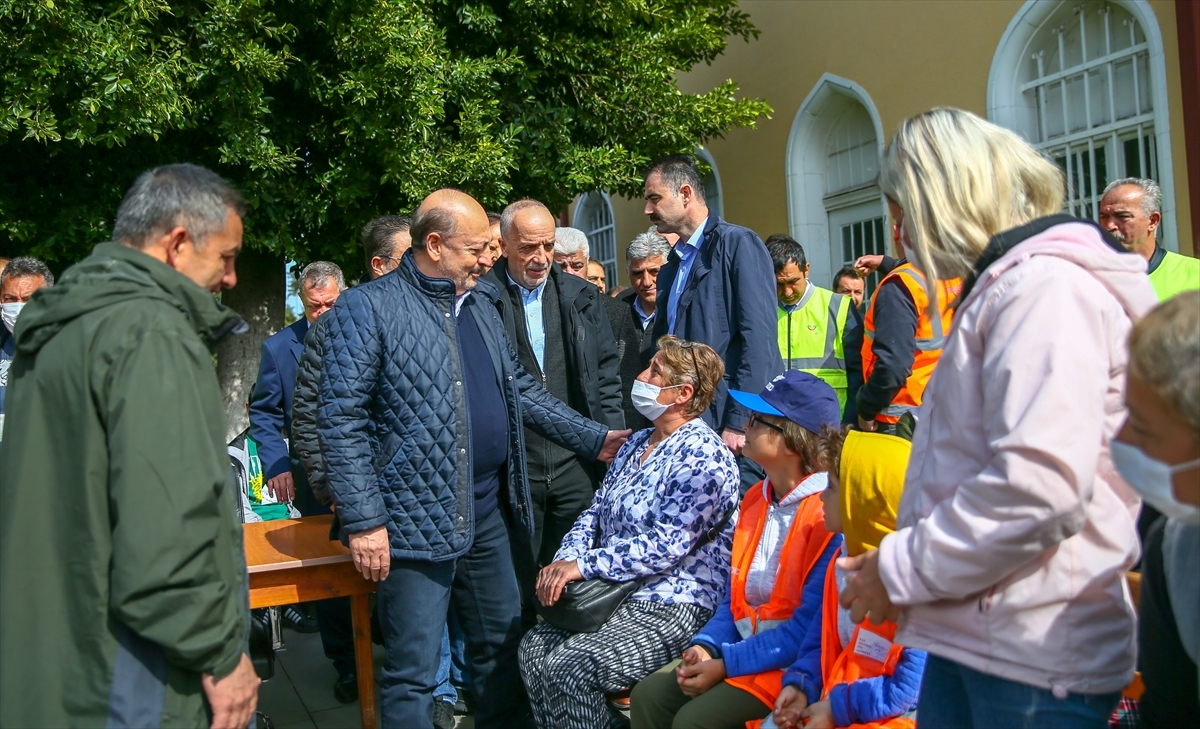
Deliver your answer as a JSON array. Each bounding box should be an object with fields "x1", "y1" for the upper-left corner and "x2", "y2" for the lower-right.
[{"x1": 0, "y1": 106, "x2": 1197, "y2": 729}]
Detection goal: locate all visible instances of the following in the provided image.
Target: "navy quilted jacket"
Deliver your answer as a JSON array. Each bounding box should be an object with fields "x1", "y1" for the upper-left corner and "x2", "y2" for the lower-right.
[{"x1": 317, "y1": 252, "x2": 608, "y2": 561}]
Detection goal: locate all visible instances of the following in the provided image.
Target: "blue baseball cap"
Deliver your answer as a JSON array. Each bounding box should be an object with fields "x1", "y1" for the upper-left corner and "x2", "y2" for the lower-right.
[{"x1": 729, "y1": 371, "x2": 841, "y2": 435}]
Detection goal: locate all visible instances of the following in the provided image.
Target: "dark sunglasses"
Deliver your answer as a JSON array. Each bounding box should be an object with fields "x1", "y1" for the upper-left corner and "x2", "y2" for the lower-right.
[{"x1": 748, "y1": 412, "x2": 784, "y2": 433}]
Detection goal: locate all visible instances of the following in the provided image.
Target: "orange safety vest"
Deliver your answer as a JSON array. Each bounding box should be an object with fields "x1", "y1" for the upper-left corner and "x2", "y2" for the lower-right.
[
  {"x1": 725, "y1": 480, "x2": 834, "y2": 708},
  {"x1": 861, "y1": 263, "x2": 961, "y2": 424},
  {"x1": 744, "y1": 551, "x2": 914, "y2": 729},
  {"x1": 815, "y1": 549, "x2": 914, "y2": 729}
]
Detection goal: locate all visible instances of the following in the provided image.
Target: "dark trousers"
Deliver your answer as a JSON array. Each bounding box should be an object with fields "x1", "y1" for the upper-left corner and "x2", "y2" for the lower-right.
[
  {"x1": 529, "y1": 458, "x2": 594, "y2": 567},
  {"x1": 1137, "y1": 517, "x2": 1200, "y2": 727},
  {"x1": 376, "y1": 507, "x2": 531, "y2": 729},
  {"x1": 291, "y1": 465, "x2": 356, "y2": 676}
]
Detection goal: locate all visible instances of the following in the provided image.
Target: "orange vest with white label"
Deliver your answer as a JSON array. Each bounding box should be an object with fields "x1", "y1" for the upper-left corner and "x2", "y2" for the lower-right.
[
  {"x1": 816, "y1": 549, "x2": 914, "y2": 729},
  {"x1": 724, "y1": 481, "x2": 834, "y2": 708},
  {"x1": 861, "y1": 263, "x2": 961, "y2": 424}
]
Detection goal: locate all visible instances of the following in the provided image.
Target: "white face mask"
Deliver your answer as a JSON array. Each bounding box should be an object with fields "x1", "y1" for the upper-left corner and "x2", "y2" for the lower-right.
[
  {"x1": 1, "y1": 302, "x2": 24, "y2": 333},
  {"x1": 1111, "y1": 440, "x2": 1200, "y2": 524},
  {"x1": 631, "y1": 380, "x2": 682, "y2": 422}
]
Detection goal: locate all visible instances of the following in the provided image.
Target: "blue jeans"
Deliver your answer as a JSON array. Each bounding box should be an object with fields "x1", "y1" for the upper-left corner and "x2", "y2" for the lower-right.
[
  {"x1": 433, "y1": 627, "x2": 457, "y2": 705},
  {"x1": 376, "y1": 508, "x2": 531, "y2": 729},
  {"x1": 917, "y1": 654, "x2": 1121, "y2": 729}
]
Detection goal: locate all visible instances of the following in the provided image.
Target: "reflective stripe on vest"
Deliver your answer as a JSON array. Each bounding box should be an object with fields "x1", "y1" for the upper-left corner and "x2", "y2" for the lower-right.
[
  {"x1": 778, "y1": 285, "x2": 851, "y2": 409},
  {"x1": 861, "y1": 263, "x2": 961, "y2": 424},
  {"x1": 816, "y1": 551, "x2": 915, "y2": 729},
  {"x1": 725, "y1": 480, "x2": 834, "y2": 708}
]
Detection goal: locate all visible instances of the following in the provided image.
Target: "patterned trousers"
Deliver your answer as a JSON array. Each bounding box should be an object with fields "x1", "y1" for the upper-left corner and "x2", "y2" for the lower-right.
[{"x1": 519, "y1": 599, "x2": 713, "y2": 729}]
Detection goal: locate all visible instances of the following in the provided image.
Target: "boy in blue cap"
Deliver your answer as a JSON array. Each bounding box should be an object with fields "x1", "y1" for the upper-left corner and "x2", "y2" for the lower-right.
[{"x1": 631, "y1": 371, "x2": 845, "y2": 729}]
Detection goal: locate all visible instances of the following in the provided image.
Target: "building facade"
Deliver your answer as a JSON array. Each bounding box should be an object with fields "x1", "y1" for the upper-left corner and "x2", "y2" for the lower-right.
[{"x1": 572, "y1": 0, "x2": 1196, "y2": 289}]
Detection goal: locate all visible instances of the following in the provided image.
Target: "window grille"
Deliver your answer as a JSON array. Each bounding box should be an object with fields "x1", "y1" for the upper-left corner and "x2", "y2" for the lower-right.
[
  {"x1": 576, "y1": 192, "x2": 618, "y2": 285},
  {"x1": 840, "y1": 216, "x2": 887, "y2": 298},
  {"x1": 1021, "y1": 2, "x2": 1157, "y2": 220}
]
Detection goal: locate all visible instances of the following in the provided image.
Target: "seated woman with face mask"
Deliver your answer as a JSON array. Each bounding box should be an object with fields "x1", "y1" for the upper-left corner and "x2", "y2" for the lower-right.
[
  {"x1": 518, "y1": 336, "x2": 741, "y2": 729},
  {"x1": 1111, "y1": 289, "x2": 1200, "y2": 726}
]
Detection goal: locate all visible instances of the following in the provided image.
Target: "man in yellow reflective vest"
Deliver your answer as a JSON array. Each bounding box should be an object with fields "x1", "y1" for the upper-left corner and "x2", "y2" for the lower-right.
[
  {"x1": 1099, "y1": 177, "x2": 1199, "y2": 301},
  {"x1": 766, "y1": 235, "x2": 863, "y2": 423}
]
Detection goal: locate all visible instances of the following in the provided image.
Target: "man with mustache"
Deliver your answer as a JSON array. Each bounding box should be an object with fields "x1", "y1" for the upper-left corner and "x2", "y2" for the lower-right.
[
  {"x1": 1099, "y1": 177, "x2": 1198, "y2": 302},
  {"x1": 484, "y1": 199, "x2": 625, "y2": 583}
]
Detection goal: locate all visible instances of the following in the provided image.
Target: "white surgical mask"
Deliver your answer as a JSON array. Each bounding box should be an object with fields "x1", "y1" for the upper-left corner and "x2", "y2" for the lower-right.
[
  {"x1": 631, "y1": 379, "x2": 682, "y2": 422},
  {"x1": 1, "y1": 302, "x2": 24, "y2": 333},
  {"x1": 1111, "y1": 440, "x2": 1200, "y2": 524}
]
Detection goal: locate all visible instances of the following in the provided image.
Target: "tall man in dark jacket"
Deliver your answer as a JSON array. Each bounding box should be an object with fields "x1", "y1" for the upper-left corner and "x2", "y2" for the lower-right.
[
  {"x1": 317, "y1": 189, "x2": 629, "y2": 729},
  {"x1": 0, "y1": 164, "x2": 259, "y2": 729},
  {"x1": 485, "y1": 199, "x2": 625, "y2": 568},
  {"x1": 645, "y1": 155, "x2": 784, "y2": 485}
]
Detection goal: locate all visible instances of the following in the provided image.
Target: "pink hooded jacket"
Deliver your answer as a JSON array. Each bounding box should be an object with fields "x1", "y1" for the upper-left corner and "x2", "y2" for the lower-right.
[{"x1": 877, "y1": 219, "x2": 1158, "y2": 696}]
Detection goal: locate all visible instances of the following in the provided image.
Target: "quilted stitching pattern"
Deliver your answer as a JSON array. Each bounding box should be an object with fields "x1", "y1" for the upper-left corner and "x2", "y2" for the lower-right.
[{"x1": 316, "y1": 257, "x2": 609, "y2": 561}]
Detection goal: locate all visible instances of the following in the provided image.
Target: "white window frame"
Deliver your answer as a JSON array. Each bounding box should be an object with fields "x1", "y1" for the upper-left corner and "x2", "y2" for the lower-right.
[
  {"x1": 785, "y1": 73, "x2": 887, "y2": 288},
  {"x1": 572, "y1": 191, "x2": 618, "y2": 286},
  {"x1": 988, "y1": 0, "x2": 1178, "y2": 250}
]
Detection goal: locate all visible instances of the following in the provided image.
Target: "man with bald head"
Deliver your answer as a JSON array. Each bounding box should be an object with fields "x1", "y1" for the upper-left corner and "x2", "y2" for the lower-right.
[
  {"x1": 318, "y1": 189, "x2": 630, "y2": 728},
  {"x1": 485, "y1": 200, "x2": 624, "y2": 581}
]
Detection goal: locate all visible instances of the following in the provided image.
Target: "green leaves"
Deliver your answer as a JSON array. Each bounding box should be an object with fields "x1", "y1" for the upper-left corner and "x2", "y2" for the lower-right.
[{"x1": 2, "y1": 1, "x2": 769, "y2": 276}]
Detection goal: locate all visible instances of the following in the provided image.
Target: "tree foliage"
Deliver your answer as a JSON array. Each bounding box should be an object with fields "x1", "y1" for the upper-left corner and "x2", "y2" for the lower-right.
[{"x1": 2, "y1": 0, "x2": 770, "y2": 275}]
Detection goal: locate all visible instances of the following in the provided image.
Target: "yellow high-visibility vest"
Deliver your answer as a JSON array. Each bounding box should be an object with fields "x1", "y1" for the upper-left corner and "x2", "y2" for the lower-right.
[
  {"x1": 1149, "y1": 249, "x2": 1200, "y2": 301},
  {"x1": 777, "y1": 284, "x2": 852, "y2": 411}
]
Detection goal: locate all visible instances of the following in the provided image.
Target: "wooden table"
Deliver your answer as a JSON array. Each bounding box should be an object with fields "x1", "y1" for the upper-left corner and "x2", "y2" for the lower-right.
[{"x1": 244, "y1": 515, "x2": 377, "y2": 729}]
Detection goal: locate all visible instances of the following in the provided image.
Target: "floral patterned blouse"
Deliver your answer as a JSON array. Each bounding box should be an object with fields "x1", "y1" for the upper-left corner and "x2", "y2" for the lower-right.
[{"x1": 555, "y1": 419, "x2": 741, "y2": 611}]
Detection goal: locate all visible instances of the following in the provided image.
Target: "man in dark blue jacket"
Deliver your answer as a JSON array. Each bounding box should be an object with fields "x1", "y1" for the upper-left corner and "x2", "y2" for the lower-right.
[
  {"x1": 318, "y1": 190, "x2": 629, "y2": 729},
  {"x1": 646, "y1": 154, "x2": 784, "y2": 488}
]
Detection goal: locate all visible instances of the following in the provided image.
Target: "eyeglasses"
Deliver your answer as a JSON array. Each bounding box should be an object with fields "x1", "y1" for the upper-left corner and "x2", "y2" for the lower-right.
[
  {"x1": 678, "y1": 341, "x2": 701, "y2": 381},
  {"x1": 748, "y1": 412, "x2": 785, "y2": 433}
]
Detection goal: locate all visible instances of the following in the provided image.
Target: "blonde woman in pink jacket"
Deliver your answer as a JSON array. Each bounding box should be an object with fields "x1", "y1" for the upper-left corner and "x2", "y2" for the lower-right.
[{"x1": 838, "y1": 108, "x2": 1158, "y2": 729}]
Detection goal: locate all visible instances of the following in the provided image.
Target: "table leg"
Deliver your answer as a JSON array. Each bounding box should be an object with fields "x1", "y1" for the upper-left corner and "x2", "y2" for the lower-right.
[{"x1": 351, "y1": 593, "x2": 376, "y2": 729}]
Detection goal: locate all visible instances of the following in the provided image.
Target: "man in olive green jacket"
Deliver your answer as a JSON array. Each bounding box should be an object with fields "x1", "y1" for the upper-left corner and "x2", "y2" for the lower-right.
[{"x1": 0, "y1": 164, "x2": 260, "y2": 729}]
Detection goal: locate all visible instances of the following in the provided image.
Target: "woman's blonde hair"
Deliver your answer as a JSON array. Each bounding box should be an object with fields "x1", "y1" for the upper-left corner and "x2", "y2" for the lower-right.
[
  {"x1": 656, "y1": 335, "x2": 724, "y2": 418},
  {"x1": 1128, "y1": 290, "x2": 1200, "y2": 438},
  {"x1": 878, "y1": 108, "x2": 1066, "y2": 283}
]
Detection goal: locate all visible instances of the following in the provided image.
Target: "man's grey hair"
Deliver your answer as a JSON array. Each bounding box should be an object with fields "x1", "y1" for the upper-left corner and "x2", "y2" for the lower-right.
[
  {"x1": 0, "y1": 256, "x2": 55, "y2": 290},
  {"x1": 500, "y1": 199, "x2": 550, "y2": 240},
  {"x1": 554, "y1": 227, "x2": 590, "y2": 259},
  {"x1": 112, "y1": 163, "x2": 246, "y2": 249},
  {"x1": 626, "y1": 226, "x2": 673, "y2": 263},
  {"x1": 298, "y1": 261, "x2": 345, "y2": 294},
  {"x1": 1103, "y1": 177, "x2": 1162, "y2": 217}
]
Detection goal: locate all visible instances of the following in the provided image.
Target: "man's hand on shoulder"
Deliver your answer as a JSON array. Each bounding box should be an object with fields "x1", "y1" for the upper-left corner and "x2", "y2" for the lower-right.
[
  {"x1": 202, "y1": 653, "x2": 259, "y2": 729},
  {"x1": 597, "y1": 429, "x2": 632, "y2": 462},
  {"x1": 349, "y1": 525, "x2": 390, "y2": 582}
]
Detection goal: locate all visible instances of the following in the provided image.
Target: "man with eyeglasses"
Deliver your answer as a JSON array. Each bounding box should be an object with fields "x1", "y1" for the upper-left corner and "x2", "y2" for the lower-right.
[{"x1": 318, "y1": 189, "x2": 631, "y2": 728}]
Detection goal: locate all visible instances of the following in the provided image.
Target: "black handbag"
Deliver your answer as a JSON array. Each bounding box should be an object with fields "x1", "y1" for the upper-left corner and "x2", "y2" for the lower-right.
[{"x1": 536, "y1": 505, "x2": 736, "y2": 633}]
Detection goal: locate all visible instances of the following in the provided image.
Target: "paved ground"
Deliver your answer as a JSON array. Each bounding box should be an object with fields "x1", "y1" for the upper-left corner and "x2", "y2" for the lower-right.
[{"x1": 257, "y1": 626, "x2": 474, "y2": 729}]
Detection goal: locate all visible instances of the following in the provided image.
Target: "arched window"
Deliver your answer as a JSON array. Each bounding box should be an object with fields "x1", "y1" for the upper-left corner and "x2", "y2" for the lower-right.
[
  {"x1": 695, "y1": 147, "x2": 724, "y2": 219},
  {"x1": 786, "y1": 74, "x2": 888, "y2": 292},
  {"x1": 573, "y1": 192, "x2": 617, "y2": 285},
  {"x1": 989, "y1": 0, "x2": 1177, "y2": 244}
]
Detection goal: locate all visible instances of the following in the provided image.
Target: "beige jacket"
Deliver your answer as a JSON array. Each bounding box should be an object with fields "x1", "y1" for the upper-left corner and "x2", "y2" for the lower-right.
[{"x1": 878, "y1": 220, "x2": 1158, "y2": 695}]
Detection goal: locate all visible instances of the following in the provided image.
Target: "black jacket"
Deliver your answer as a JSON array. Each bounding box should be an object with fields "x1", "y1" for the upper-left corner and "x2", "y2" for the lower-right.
[
  {"x1": 483, "y1": 258, "x2": 625, "y2": 431},
  {"x1": 317, "y1": 252, "x2": 608, "y2": 562},
  {"x1": 292, "y1": 312, "x2": 331, "y2": 505},
  {"x1": 604, "y1": 289, "x2": 655, "y2": 431}
]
